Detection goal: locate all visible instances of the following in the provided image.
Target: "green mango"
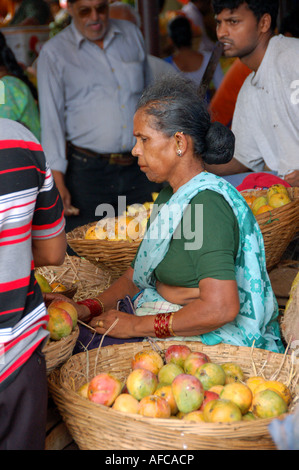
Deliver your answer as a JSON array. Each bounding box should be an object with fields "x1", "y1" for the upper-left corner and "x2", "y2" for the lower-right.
[{"x1": 34, "y1": 272, "x2": 53, "y2": 293}]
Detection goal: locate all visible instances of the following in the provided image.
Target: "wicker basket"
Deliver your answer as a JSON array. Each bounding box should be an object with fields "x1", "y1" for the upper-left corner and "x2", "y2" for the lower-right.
[
  {"x1": 36, "y1": 255, "x2": 111, "y2": 301},
  {"x1": 48, "y1": 341, "x2": 299, "y2": 450},
  {"x1": 43, "y1": 326, "x2": 79, "y2": 375},
  {"x1": 241, "y1": 187, "x2": 299, "y2": 271},
  {"x1": 67, "y1": 223, "x2": 142, "y2": 280},
  {"x1": 281, "y1": 269, "x2": 299, "y2": 345}
]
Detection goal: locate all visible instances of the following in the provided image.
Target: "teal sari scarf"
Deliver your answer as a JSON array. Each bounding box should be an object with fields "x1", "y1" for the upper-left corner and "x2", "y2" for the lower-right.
[{"x1": 133, "y1": 172, "x2": 284, "y2": 353}]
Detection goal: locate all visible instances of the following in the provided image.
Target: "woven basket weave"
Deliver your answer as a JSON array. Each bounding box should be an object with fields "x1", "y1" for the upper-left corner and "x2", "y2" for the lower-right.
[
  {"x1": 241, "y1": 187, "x2": 299, "y2": 271},
  {"x1": 67, "y1": 224, "x2": 141, "y2": 280},
  {"x1": 43, "y1": 326, "x2": 79, "y2": 375},
  {"x1": 281, "y1": 270, "x2": 299, "y2": 345},
  {"x1": 36, "y1": 255, "x2": 111, "y2": 301},
  {"x1": 48, "y1": 341, "x2": 299, "y2": 450}
]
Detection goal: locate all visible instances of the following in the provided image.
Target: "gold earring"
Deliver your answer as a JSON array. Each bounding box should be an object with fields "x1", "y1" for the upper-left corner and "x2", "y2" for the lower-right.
[{"x1": 175, "y1": 132, "x2": 183, "y2": 156}]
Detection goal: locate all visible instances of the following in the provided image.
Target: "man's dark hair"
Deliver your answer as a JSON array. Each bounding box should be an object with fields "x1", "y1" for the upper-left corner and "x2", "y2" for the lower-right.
[
  {"x1": 212, "y1": 1, "x2": 279, "y2": 31},
  {"x1": 279, "y1": 6, "x2": 299, "y2": 38},
  {"x1": 167, "y1": 16, "x2": 193, "y2": 49},
  {"x1": 0, "y1": 32, "x2": 38, "y2": 100}
]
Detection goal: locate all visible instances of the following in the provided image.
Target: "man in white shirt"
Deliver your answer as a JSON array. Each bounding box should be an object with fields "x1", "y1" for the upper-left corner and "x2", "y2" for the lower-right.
[
  {"x1": 37, "y1": 0, "x2": 162, "y2": 231},
  {"x1": 205, "y1": 0, "x2": 299, "y2": 187}
]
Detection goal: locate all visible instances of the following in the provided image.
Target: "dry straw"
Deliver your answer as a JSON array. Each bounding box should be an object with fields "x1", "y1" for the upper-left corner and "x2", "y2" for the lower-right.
[
  {"x1": 241, "y1": 187, "x2": 299, "y2": 272},
  {"x1": 36, "y1": 254, "x2": 111, "y2": 300},
  {"x1": 39, "y1": 255, "x2": 111, "y2": 374},
  {"x1": 48, "y1": 340, "x2": 299, "y2": 450}
]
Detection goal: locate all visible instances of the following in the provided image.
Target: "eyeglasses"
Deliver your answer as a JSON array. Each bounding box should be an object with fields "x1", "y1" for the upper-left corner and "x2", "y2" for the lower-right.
[{"x1": 76, "y1": 3, "x2": 109, "y2": 18}]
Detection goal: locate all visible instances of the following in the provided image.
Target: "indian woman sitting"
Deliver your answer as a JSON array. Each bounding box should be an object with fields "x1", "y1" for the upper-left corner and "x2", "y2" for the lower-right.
[{"x1": 44, "y1": 74, "x2": 284, "y2": 354}]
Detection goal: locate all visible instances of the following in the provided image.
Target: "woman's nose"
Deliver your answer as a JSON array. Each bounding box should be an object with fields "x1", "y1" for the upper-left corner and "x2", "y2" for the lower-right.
[{"x1": 131, "y1": 141, "x2": 139, "y2": 157}]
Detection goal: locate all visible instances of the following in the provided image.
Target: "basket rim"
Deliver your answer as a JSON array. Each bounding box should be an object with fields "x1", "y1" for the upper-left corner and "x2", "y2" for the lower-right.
[
  {"x1": 66, "y1": 222, "x2": 143, "y2": 246},
  {"x1": 43, "y1": 325, "x2": 79, "y2": 353},
  {"x1": 49, "y1": 340, "x2": 297, "y2": 430},
  {"x1": 67, "y1": 236, "x2": 142, "y2": 248},
  {"x1": 49, "y1": 370, "x2": 287, "y2": 430},
  {"x1": 240, "y1": 188, "x2": 299, "y2": 219}
]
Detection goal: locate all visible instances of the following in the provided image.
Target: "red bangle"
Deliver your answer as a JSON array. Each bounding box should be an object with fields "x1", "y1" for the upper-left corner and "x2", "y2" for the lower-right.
[
  {"x1": 77, "y1": 298, "x2": 103, "y2": 322},
  {"x1": 154, "y1": 312, "x2": 175, "y2": 338}
]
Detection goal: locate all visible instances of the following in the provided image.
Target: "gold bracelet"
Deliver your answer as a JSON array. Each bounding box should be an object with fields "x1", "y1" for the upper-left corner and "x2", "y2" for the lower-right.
[
  {"x1": 92, "y1": 297, "x2": 105, "y2": 313},
  {"x1": 168, "y1": 312, "x2": 176, "y2": 337}
]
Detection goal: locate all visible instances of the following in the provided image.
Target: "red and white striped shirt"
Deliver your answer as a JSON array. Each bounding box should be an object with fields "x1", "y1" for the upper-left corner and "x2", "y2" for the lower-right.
[{"x1": 0, "y1": 119, "x2": 65, "y2": 391}]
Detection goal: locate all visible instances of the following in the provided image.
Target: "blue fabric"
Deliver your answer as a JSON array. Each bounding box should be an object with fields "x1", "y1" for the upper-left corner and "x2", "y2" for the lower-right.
[
  {"x1": 269, "y1": 412, "x2": 299, "y2": 450},
  {"x1": 73, "y1": 295, "x2": 143, "y2": 354},
  {"x1": 163, "y1": 56, "x2": 173, "y2": 65},
  {"x1": 133, "y1": 172, "x2": 284, "y2": 353}
]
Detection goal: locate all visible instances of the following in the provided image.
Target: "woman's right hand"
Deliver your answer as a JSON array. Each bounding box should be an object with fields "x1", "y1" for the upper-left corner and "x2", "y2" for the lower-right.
[{"x1": 43, "y1": 292, "x2": 91, "y2": 323}]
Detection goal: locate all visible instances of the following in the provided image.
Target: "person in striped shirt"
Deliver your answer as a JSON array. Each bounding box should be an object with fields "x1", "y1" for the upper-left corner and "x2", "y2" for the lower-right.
[{"x1": 0, "y1": 118, "x2": 66, "y2": 450}]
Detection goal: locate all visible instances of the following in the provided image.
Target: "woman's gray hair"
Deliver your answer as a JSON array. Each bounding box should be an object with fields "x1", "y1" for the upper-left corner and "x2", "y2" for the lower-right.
[{"x1": 136, "y1": 75, "x2": 235, "y2": 165}]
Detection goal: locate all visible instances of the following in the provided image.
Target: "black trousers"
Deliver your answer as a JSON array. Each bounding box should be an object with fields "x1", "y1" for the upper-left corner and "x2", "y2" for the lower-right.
[
  {"x1": 65, "y1": 147, "x2": 162, "y2": 233},
  {"x1": 0, "y1": 346, "x2": 48, "y2": 450}
]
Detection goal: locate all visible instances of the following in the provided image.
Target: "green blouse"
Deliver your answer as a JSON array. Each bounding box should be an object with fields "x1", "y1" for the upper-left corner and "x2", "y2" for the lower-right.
[
  {"x1": 0, "y1": 75, "x2": 41, "y2": 141},
  {"x1": 133, "y1": 185, "x2": 239, "y2": 288}
]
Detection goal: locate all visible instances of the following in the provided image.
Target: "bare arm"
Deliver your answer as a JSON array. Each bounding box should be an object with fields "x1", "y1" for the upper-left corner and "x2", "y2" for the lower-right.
[
  {"x1": 52, "y1": 170, "x2": 79, "y2": 217},
  {"x1": 95, "y1": 267, "x2": 139, "y2": 311},
  {"x1": 32, "y1": 231, "x2": 67, "y2": 267},
  {"x1": 284, "y1": 170, "x2": 299, "y2": 187},
  {"x1": 204, "y1": 157, "x2": 250, "y2": 176},
  {"x1": 43, "y1": 266, "x2": 140, "y2": 323},
  {"x1": 90, "y1": 277, "x2": 240, "y2": 339}
]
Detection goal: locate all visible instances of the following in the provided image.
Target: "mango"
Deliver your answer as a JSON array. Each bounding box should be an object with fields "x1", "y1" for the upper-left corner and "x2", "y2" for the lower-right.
[
  {"x1": 47, "y1": 307, "x2": 73, "y2": 340},
  {"x1": 172, "y1": 373, "x2": 204, "y2": 413},
  {"x1": 48, "y1": 299, "x2": 78, "y2": 329},
  {"x1": 35, "y1": 272, "x2": 52, "y2": 293}
]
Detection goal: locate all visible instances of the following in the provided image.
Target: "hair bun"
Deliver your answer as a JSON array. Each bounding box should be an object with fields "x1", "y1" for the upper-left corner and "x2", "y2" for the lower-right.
[{"x1": 203, "y1": 121, "x2": 235, "y2": 165}]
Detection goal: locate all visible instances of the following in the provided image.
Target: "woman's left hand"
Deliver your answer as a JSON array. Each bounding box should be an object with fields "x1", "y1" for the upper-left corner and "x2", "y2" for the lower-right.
[{"x1": 90, "y1": 309, "x2": 137, "y2": 339}]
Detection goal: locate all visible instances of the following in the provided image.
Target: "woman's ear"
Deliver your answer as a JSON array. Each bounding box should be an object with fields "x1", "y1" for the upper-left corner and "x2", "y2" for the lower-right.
[{"x1": 174, "y1": 131, "x2": 186, "y2": 157}]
